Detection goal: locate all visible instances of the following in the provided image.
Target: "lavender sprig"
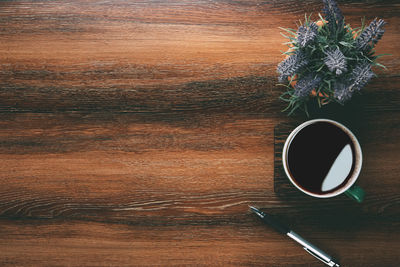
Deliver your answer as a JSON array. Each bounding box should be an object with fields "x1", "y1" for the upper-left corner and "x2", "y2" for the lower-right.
[
  {"x1": 322, "y1": 0, "x2": 344, "y2": 31},
  {"x1": 356, "y1": 18, "x2": 386, "y2": 51},
  {"x1": 333, "y1": 81, "x2": 352, "y2": 104},
  {"x1": 297, "y1": 23, "x2": 319, "y2": 48},
  {"x1": 348, "y1": 62, "x2": 374, "y2": 91},
  {"x1": 294, "y1": 74, "x2": 322, "y2": 98},
  {"x1": 277, "y1": 50, "x2": 309, "y2": 82},
  {"x1": 334, "y1": 62, "x2": 374, "y2": 104},
  {"x1": 324, "y1": 47, "x2": 347, "y2": 75}
]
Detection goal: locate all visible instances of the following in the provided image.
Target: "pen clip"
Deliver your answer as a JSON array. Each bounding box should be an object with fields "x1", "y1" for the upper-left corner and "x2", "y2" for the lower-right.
[{"x1": 304, "y1": 247, "x2": 329, "y2": 264}]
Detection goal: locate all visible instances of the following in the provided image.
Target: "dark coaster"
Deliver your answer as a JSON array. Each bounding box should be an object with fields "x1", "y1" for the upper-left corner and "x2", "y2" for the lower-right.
[{"x1": 273, "y1": 123, "x2": 300, "y2": 195}]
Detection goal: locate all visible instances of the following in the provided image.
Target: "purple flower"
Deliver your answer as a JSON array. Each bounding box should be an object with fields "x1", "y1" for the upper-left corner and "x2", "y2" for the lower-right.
[
  {"x1": 324, "y1": 47, "x2": 347, "y2": 75},
  {"x1": 277, "y1": 50, "x2": 309, "y2": 82},
  {"x1": 356, "y1": 18, "x2": 386, "y2": 51},
  {"x1": 322, "y1": 0, "x2": 344, "y2": 31},
  {"x1": 334, "y1": 62, "x2": 374, "y2": 104},
  {"x1": 297, "y1": 23, "x2": 319, "y2": 48},
  {"x1": 333, "y1": 81, "x2": 352, "y2": 104},
  {"x1": 294, "y1": 74, "x2": 322, "y2": 98},
  {"x1": 348, "y1": 62, "x2": 374, "y2": 91}
]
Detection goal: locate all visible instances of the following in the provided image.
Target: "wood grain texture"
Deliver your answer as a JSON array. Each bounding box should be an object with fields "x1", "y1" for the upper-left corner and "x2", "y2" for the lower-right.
[{"x1": 1, "y1": 0, "x2": 400, "y2": 266}]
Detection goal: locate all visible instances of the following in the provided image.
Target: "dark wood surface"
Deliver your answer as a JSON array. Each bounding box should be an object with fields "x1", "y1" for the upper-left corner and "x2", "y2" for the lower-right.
[{"x1": 1, "y1": 0, "x2": 399, "y2": 266}]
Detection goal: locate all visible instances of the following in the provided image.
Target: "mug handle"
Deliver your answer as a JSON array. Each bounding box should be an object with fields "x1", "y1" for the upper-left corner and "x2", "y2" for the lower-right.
[{"x1": 344, "y1": 184, "x2": 365, "y2": 203}]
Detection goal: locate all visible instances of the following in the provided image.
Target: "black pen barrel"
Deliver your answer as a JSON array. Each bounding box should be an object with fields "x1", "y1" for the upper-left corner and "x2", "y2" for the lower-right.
[{"x1": 261, "y1": 212, "x2": 290, "y2": 235}]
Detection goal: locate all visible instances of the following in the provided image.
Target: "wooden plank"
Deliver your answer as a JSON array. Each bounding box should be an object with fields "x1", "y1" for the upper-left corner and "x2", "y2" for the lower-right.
[
  {"x1": 0, "y1": 76, "x2": 400, "y2": 113},
  {"x1": 0, "y1": 112, "x2": 399, "y2": 224},
  {"x1": 0, "y1": 219, "x2": 399, "y2": 267},
  {"x1": 0, "y1": 0, "x2": 399, "y2": 113}
]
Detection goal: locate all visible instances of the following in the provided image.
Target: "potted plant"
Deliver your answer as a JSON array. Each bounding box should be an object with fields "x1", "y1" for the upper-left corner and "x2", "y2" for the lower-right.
[{"x1": 277, "y1": 0, "x2": 387, "y2": 115}]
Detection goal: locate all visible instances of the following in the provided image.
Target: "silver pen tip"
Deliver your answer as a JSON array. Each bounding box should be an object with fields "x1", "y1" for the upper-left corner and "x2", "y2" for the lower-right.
[
  {"x1": 248, "y1": 205, "x2": 258, "y2": 212},
  {"x1": 248, "y1": 206, "x2": 264, "y2": 218}
]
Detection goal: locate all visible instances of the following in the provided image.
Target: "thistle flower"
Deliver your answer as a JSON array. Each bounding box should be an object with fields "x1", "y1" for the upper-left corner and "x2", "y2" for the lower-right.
[
  {"x1": 294, "y1": 74, "x2": 322, "y2": 98},
  {"x1": 356, "y1": 18, "x2": 386, "y2": 51},
  {"x1": 297, "y1": 23, "x2": 319, "y2": 48},
  {"x1": 277, "y1": 50, "x2": 309, "y2": 82},
  {"x1": 322, "y1": 0, "x2": 344, "y2": 31},
  {"x1": 324, "y1": 47, "x2": 347, "y2": 75}
]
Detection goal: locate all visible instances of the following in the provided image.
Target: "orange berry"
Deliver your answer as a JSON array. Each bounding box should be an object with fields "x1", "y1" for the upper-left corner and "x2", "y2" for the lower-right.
[
  {"x1": 321, "y1": 98, "x2": 329, "y2": 105},
  {"x1": 287, "y1": 75, "x2": 298, "y2": 88},
  {"x1": 346, "y1": 26, "x2": 358, "y2": 39},
  {"x1": 310, "y1": 89, "x2": 329, "y2": 98},
  {"x1": 311, "y1": 89, "x2": 317, "y2": 96},
  {"x1": 284, "y1": 47, "x2": 294, "y2": 59},
  {"x1": 316, "y1": 19, "x2": 327, "y2": 27}
]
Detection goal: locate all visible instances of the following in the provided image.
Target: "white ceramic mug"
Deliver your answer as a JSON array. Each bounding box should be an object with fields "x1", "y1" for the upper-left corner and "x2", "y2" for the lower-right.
[{"x1": 282, "y1": 119, "x2": 365, "y2": 202}]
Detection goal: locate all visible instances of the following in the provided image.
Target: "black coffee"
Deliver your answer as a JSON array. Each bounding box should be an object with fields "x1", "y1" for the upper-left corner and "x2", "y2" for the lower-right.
[{"x1": 286, "y1": 121, "x2": 356, "y2": 195}]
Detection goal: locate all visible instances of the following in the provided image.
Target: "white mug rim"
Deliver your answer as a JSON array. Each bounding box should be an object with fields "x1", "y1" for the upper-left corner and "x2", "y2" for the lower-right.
[{"x1": 282, "y1": 119, "x2": 363, "y2": 198}]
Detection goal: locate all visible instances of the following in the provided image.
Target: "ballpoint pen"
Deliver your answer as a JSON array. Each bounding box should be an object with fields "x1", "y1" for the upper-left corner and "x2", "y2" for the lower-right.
[{"x1": 249, "y1": 206, "x2": 340, "y2": 267}]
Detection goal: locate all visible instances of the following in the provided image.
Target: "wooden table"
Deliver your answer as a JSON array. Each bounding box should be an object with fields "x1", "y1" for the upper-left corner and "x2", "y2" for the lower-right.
[{"x1": 1, "y1": 1, "x2": 399, "y2": 266}]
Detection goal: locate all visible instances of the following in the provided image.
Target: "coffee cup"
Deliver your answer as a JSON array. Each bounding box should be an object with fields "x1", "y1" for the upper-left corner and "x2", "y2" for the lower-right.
[{"x1": 282, "y1": 119, "x2": 365, "y2": 203}]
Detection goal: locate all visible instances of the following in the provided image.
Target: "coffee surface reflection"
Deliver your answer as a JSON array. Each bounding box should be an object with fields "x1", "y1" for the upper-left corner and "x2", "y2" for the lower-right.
[{"x1": 287, "y1": 121, "x2": 356, "y2": 195}]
